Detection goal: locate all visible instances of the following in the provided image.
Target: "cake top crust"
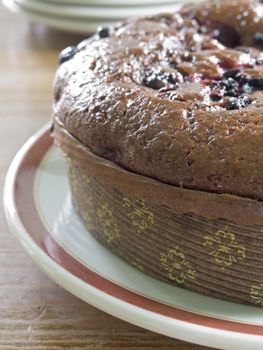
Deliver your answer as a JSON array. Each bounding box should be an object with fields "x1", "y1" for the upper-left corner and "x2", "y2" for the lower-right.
[{"x1": 54, "y1": 0, "x2": 263, "y2": 200}]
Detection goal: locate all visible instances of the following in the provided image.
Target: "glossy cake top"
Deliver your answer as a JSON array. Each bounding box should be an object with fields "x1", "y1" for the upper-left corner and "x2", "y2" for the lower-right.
[{"x1": 53, "y1": 0, "x2": 263, "y2": 200}]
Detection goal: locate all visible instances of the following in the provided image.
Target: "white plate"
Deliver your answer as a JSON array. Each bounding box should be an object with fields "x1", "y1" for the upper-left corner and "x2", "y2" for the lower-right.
[
  {"x1": 14, "y1": 0, "x2": 184, "y2": 20},
  {"x1": 3, "y1": 0, "x2": 118, "y2": 33},
  {"x1": 3, "y1": 124, "x2": 263, "y2": 350},
  {"x1": 40, "y1": 0, "x2": 181, "y2": 6}
]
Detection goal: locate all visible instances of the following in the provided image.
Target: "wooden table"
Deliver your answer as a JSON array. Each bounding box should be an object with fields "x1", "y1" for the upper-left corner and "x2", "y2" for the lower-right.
[{"x1": 0, "y1": 4, "x2": 213, "y2": 349}]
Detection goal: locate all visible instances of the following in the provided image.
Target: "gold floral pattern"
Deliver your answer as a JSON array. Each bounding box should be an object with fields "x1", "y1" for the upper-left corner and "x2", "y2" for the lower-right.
[
  {"x1": 160, "y1": 246, "x2": 196, "y2": 284},
  {"x1": 84, "y1": 175, "x2": 91, "y2": 185},
  {"x1": 122, "y1": 197, "x2": 154, "y2": 232},
  {"x1": 97, "y1": 203, "x2": 120, "y2": 243},
  {"x1": 250, "y1": 283, "x2": 263, "y2": 307},
  {"x1": 132, "y1": 259, "x2": 144, "y2": 271},
  {"x1": 69, "y1": 166, "x2": 95, "y2": 229},
  {"x1": 203, "y1": 230, "x2": 246, "y2": 270},
  {"x1": 70, "y1": 166, "x2": 91, "y2": 188},
  {"x1": 69, "y1": 167, "x2": 79, "y2": 193},
  {"x1": 81, "y1": 195, "x2": 94, "y2": 230}
]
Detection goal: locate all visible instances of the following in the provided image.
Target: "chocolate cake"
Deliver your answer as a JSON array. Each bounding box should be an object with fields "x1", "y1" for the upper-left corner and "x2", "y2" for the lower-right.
[
  {"x1": 53, "y1": 0, "x2": 263, "y2": 306},
  {"x1": 54, "y1": 0, "x2": 263, "y2": 200}
]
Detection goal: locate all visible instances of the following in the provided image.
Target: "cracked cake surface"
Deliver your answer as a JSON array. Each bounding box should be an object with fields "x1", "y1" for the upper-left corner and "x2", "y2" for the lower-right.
[{"x1": 53, "y1": 0, "x2": 263, "y2": 200}]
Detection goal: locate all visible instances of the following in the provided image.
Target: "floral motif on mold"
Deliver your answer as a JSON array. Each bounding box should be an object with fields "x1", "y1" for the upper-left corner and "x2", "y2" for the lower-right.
[
  {"x1": 250, "y1": 283, "x2": 263, "y2": 307},
  {"x1": 122, "y1": 197, "x2": 154, "y2": 232},
  {"x1": 160, "y1": 246, "x2": 196, "y2": 284},
  {"x1": 97, "y1": 203, "x2": 120, "y2": 242},
  {"x1": 203, "y1": 230, "x2": 246, "y2": 270}
]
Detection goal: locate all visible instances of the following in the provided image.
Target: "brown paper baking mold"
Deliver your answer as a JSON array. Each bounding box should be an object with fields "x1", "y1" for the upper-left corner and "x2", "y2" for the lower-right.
[{"x1": 53, "y1": 118, "x2": 263, "y2": 306}]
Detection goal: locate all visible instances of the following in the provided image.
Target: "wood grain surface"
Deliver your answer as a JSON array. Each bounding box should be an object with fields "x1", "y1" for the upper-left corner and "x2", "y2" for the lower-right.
[{"x1": 0, "y1": 4, "x2": 213, "y2": 349}]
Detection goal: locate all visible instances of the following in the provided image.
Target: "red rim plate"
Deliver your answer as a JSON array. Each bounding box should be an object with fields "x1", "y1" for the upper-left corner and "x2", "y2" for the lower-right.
[{"x1": 4, "y1": 125, "x2": 263, "y2": 349}]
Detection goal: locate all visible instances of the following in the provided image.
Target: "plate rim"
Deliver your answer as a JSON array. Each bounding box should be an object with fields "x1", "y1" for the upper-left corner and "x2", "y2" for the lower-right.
[
  {"x1": 38, "y1": 0, "x2": 180, "y2": 6},
  {"x1": 14, "y1": 0, "x2": 182, "y2": 19},
  {"x1": 3, "y1": 124, "x2": 263, "y2": 350},
  {"x1": 2, "y1": 0, "x2": 117, "y2": 33}
]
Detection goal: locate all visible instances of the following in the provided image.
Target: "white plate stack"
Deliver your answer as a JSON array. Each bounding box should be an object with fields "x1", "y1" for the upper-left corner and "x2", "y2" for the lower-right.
[{"x1": 3, "y1": 0, "x2": 203, "y2": 34}]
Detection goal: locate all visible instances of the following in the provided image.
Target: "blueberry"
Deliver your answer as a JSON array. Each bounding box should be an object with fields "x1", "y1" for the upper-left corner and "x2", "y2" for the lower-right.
[
  {"x1": 225, "y1": 96, "x2": 252, "y2": 110},
  {"x1": 97, "y1": 27, "x2": 110, "y2": 38},
  {"x1": 181, "y1": 52, "x2": 193, "y2": 62},
  {"x1": 59, "y1": 46, "x2": 77, "y2": 64},
  {"x1": 213, "y1": 24, "x2": 240, "y2": 48},
  {"x1": 253, "y1": 32, "x2": 263, "y2": 47},
  {"x1": 216, "y1": 78, "x2": 237, "y2": 89},
  {"x1": 166, "y1": 73, "x2": 178, "y2": 84},
  {"x1": 169, "y1": 62, "x2": 178, "y2": 69},
  {"x1": 223, "y1": 69, "x2": 241, "y2": 79},
  {"x1": 142, "y1": 70, "x2": 178, "y2": 90},
  {"x1": 240, "y1": 76, "x2": 263, "y2": 89},
  {"x1": 241, "y1": 83, "x2": 253, "y2": 94},
  {"x1": 256, "y1": 58, "x2": 263, "y2": 65},
  {"x1": 143, "y1": 74, "x2": 165, "y2": 89},
  {"x1": 212, "y1": 78, "x2": 239, "y2": 96}
]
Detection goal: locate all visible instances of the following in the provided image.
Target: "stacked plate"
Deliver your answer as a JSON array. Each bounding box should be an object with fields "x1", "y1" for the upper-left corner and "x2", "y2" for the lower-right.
[{"x1": 3, "y1": 0, "x2": 203, "y2": 34}]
